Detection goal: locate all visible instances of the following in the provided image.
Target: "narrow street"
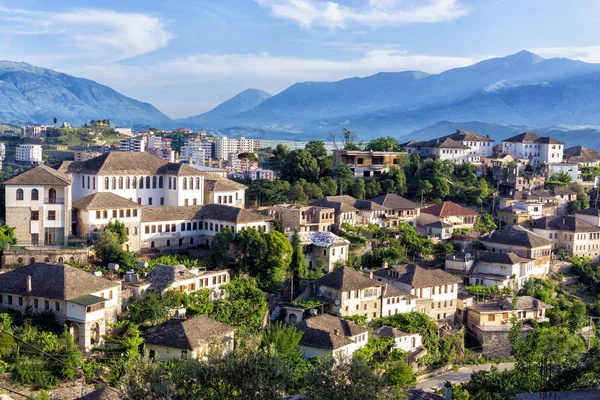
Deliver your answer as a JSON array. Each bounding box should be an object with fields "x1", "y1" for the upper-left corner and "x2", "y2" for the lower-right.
[{"x1": 416, "y1": 363, "x2": 515, "y2": 391}]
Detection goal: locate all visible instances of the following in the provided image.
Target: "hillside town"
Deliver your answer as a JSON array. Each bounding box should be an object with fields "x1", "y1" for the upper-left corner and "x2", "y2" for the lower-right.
[{"x1": 1, "y1": 126, "x2": 600, "y2": 399}]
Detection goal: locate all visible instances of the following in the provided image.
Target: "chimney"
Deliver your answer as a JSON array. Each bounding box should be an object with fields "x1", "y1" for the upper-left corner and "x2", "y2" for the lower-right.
[
  {"x1": 369, "y1": 270, "x2": 374, "y2": 280},
  {"x1": 27, "y1": 275, "x2": 32, "y2": 293},
  {"x1": 382, "y1": 261, "x2": 389, "y2": 269},
  {"x1": 444, "y1": 381, "x2": 453, "y2": 400},
  {"x1": 333, "y1": 329, "x2": 340, "y2": 336}
]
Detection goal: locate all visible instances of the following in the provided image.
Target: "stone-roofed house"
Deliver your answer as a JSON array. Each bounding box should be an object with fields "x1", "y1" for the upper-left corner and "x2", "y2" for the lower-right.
[
  {"x1": 267, "y1": 204, "x2": 335, "y2": 233},
  {"x1": 144, "y1": 315, "x2": 235, "y2": 361},
  {"x1": 72, "y1": 192, "x2": 143, "y2": 251},
  {"x1": 444, "y1": 129, "x2": 495, "y2": 157},
  {"x1": 469, "y1": 251, "x2": 536, "y2": 289},
  {"x1": 0, "y1": 263, "x2": 121, "y2": 351},
  {"x1": 467, "y1": 296, "x2": 551, "y2": 357},
  {"x1": 370, "y1": 194, "x2": 420, "y2": 227},
  {"x1": 4, "y1": 164, "x2": 73, "y2": 246},
  {"x1": 563, "y1": 145, "x2": 600, "y2": 166},
  {"x1": 381, "y1": 283, "x2": 418, "y2": 317},
  {"x1": 532, "y1": 216, "x2": 600, "y2": 261},
  {"x1": 296, "y1": 313, "x2": 368, "y2": 359},
  {"x1": 294, "y1": 231, "x2": 350, "y2": 273},
  {"x1": 201, "y1": 173, "x2": 247, "y2": 208},
  {"x1": 501, "y1": 132, "x2": 564, "y2": 164},
  {"x1": 419, "y1": 201, "x2": 478, "y2": 237},
  {"x1": 575, "y1": 207, "x2": 600, "y2": 227},
  {"x1": 310, "y1": 195, "x2": 392, "y2": 227},
  {"x1": 374, "y1": 263, "x2": 461, "y2": 322},
  {"x1": 373, "y1": 326, "x2": 424, "y2": 355}
]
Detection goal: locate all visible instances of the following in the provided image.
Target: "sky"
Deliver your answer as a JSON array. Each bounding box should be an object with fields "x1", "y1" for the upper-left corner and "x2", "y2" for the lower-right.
[{"x1": 1, "y1": 0, "x2": 600, "y2": 119}]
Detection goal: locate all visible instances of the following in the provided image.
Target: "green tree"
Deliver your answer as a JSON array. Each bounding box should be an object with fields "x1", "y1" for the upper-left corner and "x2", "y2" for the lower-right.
[
  {"x1": 308, "y1": 356, "x2": 383, "y2": 400},
  {"x1": 288, "y1": 181, "x2": 309, "y2": 203},
  {"x1": 350, "y1": 179, "x2": 366, "y2": 199},
  {"x1": 380, "y1": 166, "x2": 407, "y2": 195},
  {"x1": 364, "y1": 136, "x2": 400, "y2": 151},
  {"x1": 319, "y1": 176, "x2": 338, "y2": 196},
  {"x1": 212, "y1": 278, "x2": 268, "y2": 332},
  {"x1": 126, "y1": 291, "x2": 170, "y2": 326},
  {"x1": 269, "y1": 144, "x2": 289, "y2": 172},
  {"x1": 334, "y1": 164, "x2": 355, "y2": 195},
  {"x1": 475, "y1": 211, "x2": 496, "y2": 233},
  {"x1": 305, "y1": 140, "x2": 333, "y2": 177},
  {"x1": 210, "y1": 227, "x2": 234, "y2": 267},
  {"x1": 545, "y1": 171, "x2": 573, "y2": 189},
  {"x1": 341, "y1": 128, "x2": 362, "y2": 150},
  {"x1": 105, "y1": 220, "x2": 128, "y2": 245},
  {"x1": 289, "y1": 230, "x2": 310, "y2": 278},
  {"x1": 280, "y1": 149, "x2": 320, "y2": 183},
  {"x1": 94, "y1": 229, "x2": 136, "y2": 267},
  {"x1": 0, "y1": 225, "x2": 17, "y2": 251}
]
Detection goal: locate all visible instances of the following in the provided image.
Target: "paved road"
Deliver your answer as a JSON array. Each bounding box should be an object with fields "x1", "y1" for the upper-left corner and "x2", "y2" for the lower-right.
[{"x1": 416, "y1": 363, "x2": 515, "y2": 391}]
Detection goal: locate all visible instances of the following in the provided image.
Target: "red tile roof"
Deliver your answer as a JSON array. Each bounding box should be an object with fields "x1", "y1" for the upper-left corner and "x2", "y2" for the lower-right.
[{"x1": 420, "y1": 201, "x2": 477, "y2": 217}]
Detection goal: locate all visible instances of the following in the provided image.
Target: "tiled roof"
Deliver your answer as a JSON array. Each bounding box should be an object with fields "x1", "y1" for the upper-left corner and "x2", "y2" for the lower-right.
[
  {"x1": 406, "y1": 137, "x2": 471, "y2": 150},
  {"x1": 446, "y1": 129, "x2": 494, "y2": 142},
  {"x1": 203, "y1": 173, "x2": 247, "y2": 192},
  {"x1": 564, "y1": 145, "x2": 600, "y2": 164},
  {"x1": 310, "y1": 195, "x2": 387, "y2": 213},
  {"x1": 531, "y1": 216, "x2": 600, "y2": 233},
  {"x1": 142, "y1": 206, "x2": 202, "y2": 223},
  {"x1": 552, "y1": 187, "x2": 576, "y2": 196},
  {"x1": 381, "y1": 283, "x2": 417, "y2": 299},
  {"x1": 294, "y1": 232, "x2": 350, "y2": 248},
  {"x1": 535, "y1": 136, "x2": 564, "y2": 144},
  {"x1": 4, "y1": 165, "x2": 71, "y2": 186},
  {"x1": 144, "y1": 315, "x2": 235, "y2": 350},
  {"x1": 420, "y1": 201, "x2": 478, "y2": 217},
  {"x1": 73, "y1": 192, "x2": 142, "y2": 210},
  {"x1": 196, "y1": 204, "x2": 270, "y2": 224},
  {"x1": 477, "y1": 252, "x2": 530, "y2": 265},
  {"x1": 576, "y1": 208, "x2": 600, "y2": 217},
  {"x1": 374, "y1": 326, "x2": 411, "y2": 338},
  {"x1": 66, "y1": 152, "x2": 205, "y2": 176},
  {"x1": 502, "y1": 132, "x2": 542, "y2": 143},
  {"x1": 374, "y1": 264, "x2": 461, "y2": 288},
  {"x1": 0, "y1": 263, "x2": 119, "y2": 300},
  {"x1": 370, "y1": 194, "x2": 419, "y2": 210},
  {"x1": 481, "y1": 225, "x2": 553, "y2": 248},
  {"x1": 297, "y1": 314, "x2": 367, "y2": 350},
  {"x1": 145, "y1": 264, "x2": 198, "y2": 292},
  {"x1": 424, "y1": 221, "x2": 453, "y2": 228},
  {"x1": 315, "y1": 267, "x2": 382, "y2": 292},
  {"x1": 470, "y1": 296, "x2": 552, "y2": 312}
]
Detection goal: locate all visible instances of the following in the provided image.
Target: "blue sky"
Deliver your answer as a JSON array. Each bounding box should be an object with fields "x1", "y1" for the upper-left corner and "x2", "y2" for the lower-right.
[{"x1": 1, "y1": 0, "x2": 599, "y2": 118}]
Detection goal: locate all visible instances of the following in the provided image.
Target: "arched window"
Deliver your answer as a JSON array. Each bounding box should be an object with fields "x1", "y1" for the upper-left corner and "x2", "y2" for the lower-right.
[
  {"x1": 112, "y1": 177, "x2": 117, "y2": 190},
  {"x1": 132, "y1": 177, "x2": 137, "y2": 189},
  {"x1": 133, "y1": 227, "x2": 138, "y2": 235},
  {"x1": 29, "y1": 257, "x2": 36, "y2": 264},
  {"x1": 126, "y1": 227, "x2": 130, "y2": 235},
  {"x1": 146, "y1": 176, "x2": 150, "y2": 189},
  {"x1": 158, "y1": 176, "x2": 163, "y2": 189},
  {"x1": 411, "y1": 337, "x2": 416, "y2": 348},
  {"x1": 44, "y1": 257, "x2": 50, "y2": 263},
  {"x1": 183, "y1": 178, "x2": 187, "y2": 190},
  {"x1": 16, "y1": 188, "x2": 24, "y2": 201},
  {"x1": 58, "y1": 257, "x2": 64, "y2": 263},
  {"x1": 151, "y1": 241, "x2": 155, "y2": 249},
  {"x1": 70, "y1": 323, "x2": 80, "y2": 346},
  {"x1": 288, "y1": 313, "x2": 297, "y2": 325},
  {"x1": 196, "y1": 177, "x2": 200, "y2": 189},
  {"x1": 119, "y1": 177, "x2": 124, "y2": 190},
  {"x1": 126, "y1": 177, "x2": 131, "y2": 189},
  {"x1": 152, "y1": 176, "x2": 157, "y2": 189},
  {"x1": 190, "y1": 178, "x2": 194, "y2": 190},
  {"x1": 31, "y1": 189, "x2": 39, "y2": 201},
  {"x1": 48, "y1": 188, "x2": 56, "y2": 204},
  {"x1": 105, "y1": 177, "x2": 109, "y2": 190},
  {"x1": 90, "y1": 322, "x2": 100, "y2": 345},
  {"x1": 139, "y1": 177, "x2": 144, "y2": 189},
  {"x1": 17, "y1": 257, "x2": 23, "y2": 264},
  {"x1": 166, "y1": 240, "x2": 171, "y2": 247}
]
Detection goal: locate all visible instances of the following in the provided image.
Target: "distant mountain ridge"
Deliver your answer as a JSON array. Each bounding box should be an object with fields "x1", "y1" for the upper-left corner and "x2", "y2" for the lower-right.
[{"x1": 0, "y1": 61, "x2": 169, "y2": 126}]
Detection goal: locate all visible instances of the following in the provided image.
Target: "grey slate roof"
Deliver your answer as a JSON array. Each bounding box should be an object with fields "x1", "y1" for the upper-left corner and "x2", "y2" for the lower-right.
[
  {"x1": 424, "y1": 221, "x2": 453, "y2": 228},
  {"x1": 5, "y1": 164, "x2": 71, "y2": 186},
  {"x1": 481, "y1": 225, "x2": 553, "y2": 248},
  {"x1": 145, "y1": 264, "x2": 197, "y2": 292},
  {"x1": 404, "y1": 137, "x2": 470, "y2": 150},
  {"x1": 314, "y1": 267, "x2": 382, "y2": 292},
  {"x1": 420, "y1": 201, "x2": 477, "y2": 217},
  {"x1": 310, "y1": 196, "x2": 359, "y2": 213},
  {"x1": 470, "y1": 296, "x2": 552, "y2": 312},
  {"x1": 532, "y1": 216, "x2": 600, "y2": 233},
  {"x1": 196, "y1": 204, "x2": 270, "y2": 224},
  {"x1": 66, "y1": 152, "x2": 204, "y2": 176},
  {"x1": 381, "y1": 283, "x2": 417, "y2": 299},
  {"x1": 446, "y1": 129, "x2": 494, "y2": 142},
  {"x1": 0, "y1": 263, "x2": 119, "y2": 300},
  {"x1": 202, "y1": 173, "x2": 247, "y2": 191},
  {"x1": 564, "y1": 145, "x2": 600, "y2": 164},
  {"x1": 370, "y1": 194, "x2": 419, "y2": 210},
  {"x1": 142, "y1": 206, "x2": 202, "y2": 223},
  {"x1": 374, "y1": 264, "x2": 461, "y2": 288},
  {"x1": 297, "y1": 314, "x2": 367, "y2": 350},
  {"x1": 503, "y1": 132, "x2": 563, "y2": 144},
  {"x1": 144, "y1": 315, "x2": 235, "y2": 350},
  {"x1": 477, "y1": 252, "x2": 530, "y2": 265},
  {"x1": 374, "y1": 326, "x2": 411, "y2": 338},
  {"x1": 73, "y1": 192, "x2": 142, "y2": 210}
]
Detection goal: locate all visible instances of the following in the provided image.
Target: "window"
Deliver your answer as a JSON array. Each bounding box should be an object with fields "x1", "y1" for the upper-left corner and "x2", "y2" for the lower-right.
[
  {"x1": 126, "y1": 177, "x2": 131, "y2": 189},
  {"x1": 183, "y1": 178, "x2": 187, "y2": 190},
  {"x1": 139, "y1": 177, "x2": 144, "y2": 189},
  {"x1": 112, "y1": 177, "x2": 117, "y2": 190},
  {"x1": 119, "y1": 210, "x2": 124, "y2": 218},
  {"x1": 148, "y1": 198, "x2": 153, "y2": 206},
  {"x1": 8, "y1": 295, "x2": 13, "y2": 305},
  {"x1": 112, "y1": 210, "x2": 117, "y2": 218},
  {"x1": 145, "y1": 226, "x2": 150, "y2": 234},
  {"x1": 103, "y1": 210, "x2": 108, "y2": 218},
  {"x1": 184, "y1": 199, "x2": 189, "y2": 206},
  {"x1": 159, "y1": 176, "x2": 163, "y2": 188},
  {"x1": 196, "y1": 177, "x2": 200, "y2": 189},
  {"x1": 158, "y1": 225, "x2": 162, "y2": 233},
  {"x1": 18, "y1": 297, "x2": 23, "y2": 306},
  {"x1": 151, "y1": 225, "x2": 156, "y2": 233},
  {"x1": 169, "y1": 177, "x2": 172, "y2": 190},
  {"x1": 44, "y1": 300, "x2": 49, "y2": 310},
  {"x1": 96, "y1": 210, "x2": 101, "y2": 219},
  {"x1": 31, "y1": 189, "x2": 38, "y2": 200},
  {"x1": 16, "y1": 189, "x2": 23, "y2": 201},
  {"x1": 488, "y1": 314, "x2": 496, "y2": 322},
  {"x1": 181, "y1": 223, "x2": 186, "y2": 231},
  {"x1": 153, "y1": 176, "x2": 157, "y2": 189},
  {"x1": 31, "y1": 234, "x2": 39, "y2": 245},
  {"x1": 126, "y1": 209, "x2": 131, "y2": 217},
  {"x1": 179, "y1": 238, "x2": 183, "y2": 246},
  {"x1": 160, "y1": 197, "x2": 164, "y2": 205},
  {"x1": 133, "y1": 209, "x2": 138, "y2": 217},
  {"x1": 31, "y1": 210, "x2": 39, "y2": 221},
  {"x1": 55, "y1": 302, "x2": 60, "y2": 312},
  {"x1": 34, "y1": 299, "x2": 39, "y2": 308},
  {"x1": 48, "y1": 211, "x2": 56, "y2": 221},
  {"x1": 119, "y1": 177, "x2": 124, "y2": 189},
  {"x1": 146, "y1": 176, "x2": 151, "y2": 188},
  {"x1": 134, "y1": 227, "x2": 138, "y2": 235}
]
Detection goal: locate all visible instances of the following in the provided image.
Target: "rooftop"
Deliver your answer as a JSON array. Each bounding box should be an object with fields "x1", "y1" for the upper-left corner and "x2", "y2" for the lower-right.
[
  {"x1": 0, "y1": 263, "x2": 119, "y2": 300},
  {"x1": 469, "y1": 296, "x2": 552, "y2": 312},
  {"x1": 144, "y1": 315, "x2": 235, "y2": 350},
  {"x1": 374, "y1": 326, "x2": 412, "y2": 338},
  {"x1": 564, "y1": 145, "x2": 600, "y2": 164},
  {"x1": 481, "y1": 225, "x2": 553, "y2": 248},
  {"x1": 502, "y1": 131, "x2": 564, "y2": 145},
  {"x1": 374, "y1": 263, "x2": 461, "y2": 288},
  {"x1": 576, "y1": 207, "x2": 600, "y2": 217},
  {"x1": 532, "y1": 216, "x2": 600, "y2": 233},
  {"x1": 5, "y1": 164, "x2": 71, "y2": 186},
  {"x1": 311, "y1": 195, "x2": 388, "y2": 213},
  {"x1": 196, "y1": 204, "x2": 270, "y2": 224},
  {"x1": 294, "y1": 232, "x2": 350, "y2": 248},
  {"x1": 446, "y1": 129, "x2": 494, "y2": 142},
  {"x1": 420, "y1": 201, "x2": 478, "y2": 217},
  {"x1": 145, "y1": 264, "x2": 198, "y2": 292},
  {"x1": 73, "y1": 192, "x2": 143, "y2": 210},
  {"x1": 315, "y1": 267, "x2": 381, "y2": 292},
  {"x1": 296, "y1": 314, "x2": 367, "y2": 350},
  {"x1": 477, "y1": 251, "x2": 531, "y2": 265},
  {"x1": 142, "y1": 206, "x2": 202, "y2": 223},
  {"x1": 370, "y1": 193, "x2": 419, "y2": 210}
]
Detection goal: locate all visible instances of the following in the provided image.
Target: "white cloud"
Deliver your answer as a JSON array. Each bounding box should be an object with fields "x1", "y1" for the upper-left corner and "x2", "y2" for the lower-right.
[
  {"x1": 0, "y1": 7, "x2": 171, "y2": 62},
  {"x1": 528, "y1": 46, "x2": 600, "y2": 63},
  {"x1": 255, "y1": 0, "x2": 469, "y2": 28},
  {"x1": 65, "y1": 50, "x2": 481, "y2": 117}
]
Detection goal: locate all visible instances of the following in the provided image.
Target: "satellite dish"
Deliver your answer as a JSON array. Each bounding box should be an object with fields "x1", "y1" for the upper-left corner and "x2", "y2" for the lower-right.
[
  {"x1": 465, "y1": 253, "x2": 472, "y2": 259},
  {"x1": 334, "y1": 298, "x2": 341, "y2": 306}
]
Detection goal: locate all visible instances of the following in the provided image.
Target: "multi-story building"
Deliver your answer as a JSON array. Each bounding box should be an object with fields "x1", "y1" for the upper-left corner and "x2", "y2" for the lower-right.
[
  {"x1": 214, "y1": 137, "x2": 258, "y2": 160},
  {"x1": 181, "y1": 136, "x2": 213, "y2": 163},
  {"x1": 370, "y1": 194, "x2": 420, "y2": 227},
  {"x1": 310, "y1": 195, "x2": 392, "y2": 228},
  {"x1": 445, "y1": 130, "x2": 495, "y2": 157},
  {"x1": 148, "y1": 147, "x2": 176, "y2": 163},
  {"x1": 0, "y1": 263, "x2": 121, "y2": 350},
  {"x1": 374, "y1": 263, "x2": 460, "y2": 322},
  {"x1": 546, "y1": 162, "x2": 580, "y2": 182},
  {"x1": 419, "y1": 201, "x2": 478, "y2": 238},
  {"x1": 146, "y1": 136, "x2": 172, "y2": 150},
  {"x1": 532, "y1": 216, "x2": 600, "y2": 261},
  {"x1": 4, "y1": 165, "x2": 72, "y2": 246},
  {"x1": 467, "y1": 296, "x2": 551, "y2": 357},
  {"x1": 16, "y1": 144, "x2": 43, "y2": 165},
  {"x1": 296, "y1": 314, "x2": 369, "y2": 359},
  {"x1": 74, "y1": 151, "x2": 103, "y2": 162},
  {"x1": 21, "y1": 125, "x2": 52, "y2": 137},
  {"x1": 333, "y1": 150, "x2": 403, "y2": 178},
  {"x1": 563, "y1": 145, "x2": 600, "y2": 166},
  {"x1": 501, "y1": 132, "x2": 564, "y2": 165},
  {"x1": 295, "y1": 231, "x2": 350, "y2": 273},
  {"x1": 479, "y1": 225, "x2": 552, "y2": 277},
  {"x1": 119, "y1": 137, "x2": 146, "y2": 152},
  {"x1": 268, "y1": 204, "x2": 335, "y2": 233},
  {"x1": 498, "y1": 201, "x2": 544, "y2": 226},
  {"x1": 202, "y1": 173, "x2": 247, "y2": 208},
  {"x1": 402, "y1": 137, "x2": 480, "y2": 164}
]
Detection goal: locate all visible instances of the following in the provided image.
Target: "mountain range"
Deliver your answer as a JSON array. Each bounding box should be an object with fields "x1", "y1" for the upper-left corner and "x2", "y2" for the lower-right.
[{"x1": 4, "y1": 51, "x2": 600, "y2": 147}]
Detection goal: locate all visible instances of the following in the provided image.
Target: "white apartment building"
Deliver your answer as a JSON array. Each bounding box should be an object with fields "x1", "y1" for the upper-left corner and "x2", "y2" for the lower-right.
[
  {"x1": 119, "y1": 137, "x2": 146, "y2": 152},
  {"x1": 547, "y1": 162, "x2": 580, "y2": 182},
  {"x1": 402, "y1": 138, "x2": 479, "y2": 164},
  {"x1": 446, "y1": 130, "x2": 495, "y2": 157},
  {"x1": 21, "y1": 125, "x2": 52, "y2": 137},
  {"x1": 501, "y1": 132, "x2": 564, "y2": 165},
  {"x1": 214, "y1": 137, "x2": 259, "y2": 160},
  {"x1": 4, "y1": 165, "x2": 72, "y2": 246},
  {"x1": 16, "y1": 144, "x2": 43, "y2": 165}
]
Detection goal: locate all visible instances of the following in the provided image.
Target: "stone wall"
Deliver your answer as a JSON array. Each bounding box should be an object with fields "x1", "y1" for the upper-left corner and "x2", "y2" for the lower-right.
[
  {"x1": 2, "y1": 247, "x2": 89, "y2": 267},
  {"x1": 478, "y1": 330, "x2": 512, "y2": 358}
]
